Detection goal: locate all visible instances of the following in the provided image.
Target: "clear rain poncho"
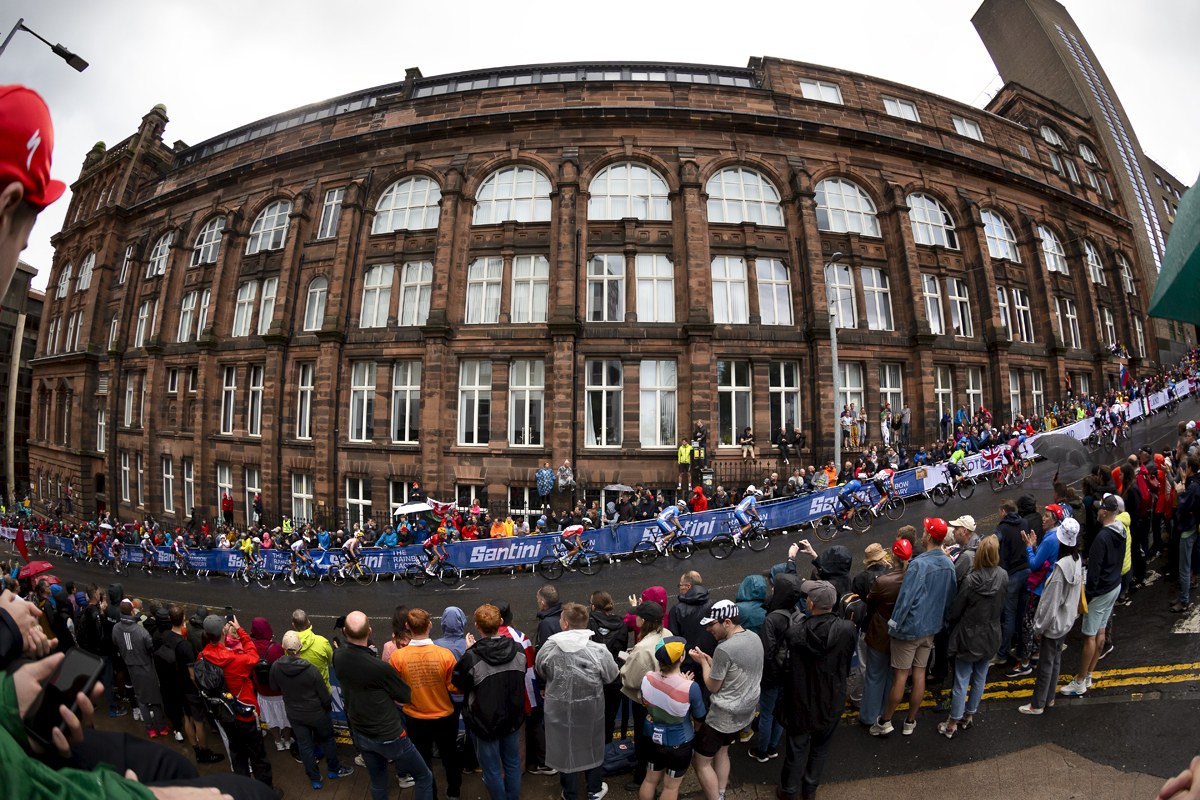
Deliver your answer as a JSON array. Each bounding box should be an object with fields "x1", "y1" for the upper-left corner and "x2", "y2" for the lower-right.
[{"x1": 534, "y1": 628, "x2": 619, "y2": 772}]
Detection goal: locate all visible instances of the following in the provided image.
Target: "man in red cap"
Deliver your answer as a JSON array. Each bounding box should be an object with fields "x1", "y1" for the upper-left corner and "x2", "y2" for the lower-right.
[
  {"x1": 869, "y1": 517, "x2": 956, "y2": 737},
  {"x1": 0, "y1": 85, "x2": 66, "y2": 297}
]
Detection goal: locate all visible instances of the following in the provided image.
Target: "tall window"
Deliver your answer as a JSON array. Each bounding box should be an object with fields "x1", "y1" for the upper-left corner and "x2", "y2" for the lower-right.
[
  {"x1": 588, "y1": 162, "x2": 670, "y2": 220},
  {"x1": 883, "y1": 96, "x2": 920, "y2": 121},
  {"x1": 880, "y1": 364, "x2": 903, "y2": 411},
  {"x1": 134, "y1": 302, "x2": 150, "y2": 347},
  {"x1": 473, "y1": 166, "x2": 552, "y2": 224},
  {"x1": 65, "y1": 313, "x2": 77, "y2": 353},
  {"x1": 1134, "y1": 318, "x2": 1145, "y2": 358},
  {"x1": 191, "y1": 217, "x2": 225, "y2": 266},
  {"x1": 317, "y1": 188, "x2": 344, "y2": 239},
  {"x1": 935, "y1": 367, "x2": 953, "y2": 421},
  {"x1": 120, "y1": 452, "x2": 129, "y2": 502},
  {"x1": 118, "y1": 246, "x2": 133, "y2": 284},
  {"x1": 1077, "y1": 373, "x2": 1091, "y2": 399},
  {"x1": 349, "y1": 362, "x2": 376, "y2": 442},
  {"x1": 798, "y1": 79, "x2": 843, "y2": 103},
  {"x1": 1063, "y1": 159, "x2": 1080, "y2": 183},
  {"x1": 178, "y1": 292, "x2": 197, "y2": 343},
  {"x1": 109, "y1": 314, "x2": 119, "y2": 350},
  {"x1": 966, "y1": 367, "x2": 983, "y2": 416},
  {"x1": 756, "y1": 259, "x2": 792, "y2": 325},
  {"x1": 1031, "y1": 371, "x2": 1045, "y2": 416},
  {"x1": 220, "y1": 367, "x2": 236, "y2": 434},
  {"x1": 124, "y1": 372, "x2": 134, "y2": 426},
  {"x1": 303, "y1": 277, "x2": 327, "y2": 331},
  {"x1": 981, "y1": 210, "x2": 1020, "y2": 261},
  {"x1": 257, "y1": 277, "x2": 278, "y2": 335},
  {"x1": 244, "y1": 467, "x2": 261, "y2": 523},
  {"x1": 136, "y1": 453, "x2": 144, "y2": 506},
  {"x1": 1085, "y1": 241, "x2": 1106, "y2": 284},
  {"x1": 247, "y1": 365, "x2": 264, "y2": 436},
  {"x1": 1117, "y1": 253, "x2": 1136, "y2": 294},
  {"x1": 232, "y1": 281, "x2": 257, "y2": 337},
  {"x1": 711, "y1": 257, "x2": 748, "y2": 324},
  {"x1": 946, "y1": 278, "x2": 973, "y2": 338},
  {"x1": 96, "y1": 409, "x2": 106, "y2": 453},
  {"x1": 1039, "y1": 225, "x2": 1068, "y2": 274},
  {"x1": 1009, "y1": 370, "x2": 1021, "y2": 422},
  {"x1": 145, "y1": 232, "x2": 173, "y2": 278},
  {"x1": 585, "y1": 360, "x2": 622, "y2": 447},
  {"x1": 183, "y1": 459, "x2": 194, "y2": 515},
  {"x1": 292, "y1": 473, "x2": 314, "y2": 522},
  {"x1": 76, "y1": 252, "x2": 95, "y2": 291},
  {"x1": 996, "y1": 285, "x2": 1011, "y2": 335},
  {"x1": 511, "y1": 256, "x2": 550, "y2": 323},
  {"x1": 636, "y1": 254, "x2": 674, "y2": 322},
  {"x1": 509, "y1": 360, "x2": 545, "y2": 446},
  {"x1": 245, "y1": 200, "x2": 292, "y2": 254},
  {"x1": 360, "y1": 265, "x2": 393, "y2": 328},
  {"x1": 390, "y1": 481, "x2": 411, "y2": 518},
  {"x1": 815, "y1": 178, "x2": 880, "y2": 236},
  {"x1": 1063, "y1": 298, "x2": 1081, "y2": 349},
  {"x1": 908, "y1": 194, "x2": 958, "y2": 248},
  {"x1": 346, "y1": 479, "x2": 374, "y2": 526},
  {"x1": 391, "y1": 361, "x2": 420, "y2": 444},
  {"x1": 717, "y1": 360, "x2": 751, "y2": 446},
  {"x1": 195, "y1": 289, "x2": 211, "y2": 337},
  {"x1": 588, "y1": 255, "x2": 625, "y2": 322},
  {"x1": 458, "y1": 360, "x2": 491, "y2": 445},
  {"x1": 1102, "y1": 308, "x2": 1116, "y2": 346},
  {"x1": 862, "y1": 268, "x2": 893, "y2": 331},
  {"x1": 769, "y1": 362, "x2": 801, "y2": 433},
  {"x1": 56, "y1": 263, "x2": 72, "y2": 299},
  {"x1": 465, "y1": 258, "x2": 503, "y2": 324},
  {"x1": 837, "y1": 363, "x2": 864, "y2": 409},
  {"x1": 639, "y1": 360, "x2": 677, "y2": 448},
  {"x1": 1012, "y1": 289, "x2": 1034, "y2": 343},
  {"x1": 706, "y1": 167, "x2": 783, "y2": 226},
  {"x1": 398, "y1": 262, "x2": 433, "y2": 326},
  {"x1": 921, "y1": 274, "x2": 944, "y2": 335},
  {"x1": 827, "y1": 262, "x2": 856, "y2": 329},
  {"x1": 373, "y1": 176, "x2": 441, "y2": 233},
  {"x1": 296, "y1": 363, "x2": 314, "y2": 439},
  {"x1": 162, "y1": 458, "x2": 174, "y2": 514},
  {"x1": 952, "y1": 116, "x2": 984, "y2": 141}
]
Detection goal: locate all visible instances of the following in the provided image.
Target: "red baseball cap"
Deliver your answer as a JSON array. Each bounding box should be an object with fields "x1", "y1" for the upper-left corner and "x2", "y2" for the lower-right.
[
  {"x1": 0, "y1": 85, "x2": 66, "y2": 208},
  {"x1": 924, "y1": 517, "x2": 948, "y2": 541},
  {"x1": 891, "y1": 538, "x2": 913, "y2": 561}
]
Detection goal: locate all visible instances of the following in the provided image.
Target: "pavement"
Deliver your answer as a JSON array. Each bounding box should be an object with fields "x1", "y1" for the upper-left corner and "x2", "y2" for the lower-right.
[{"x1": 30, "y1": 396, "x2": 1200, "y2": 797}]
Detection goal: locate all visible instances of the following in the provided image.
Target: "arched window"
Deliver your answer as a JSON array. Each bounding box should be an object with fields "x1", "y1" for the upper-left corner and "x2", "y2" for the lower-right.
[
  {"x1": 373, "y1": 176, "x2": 441, "y2": 233},
  {"x1": 245, "y1": 200, "x2": 292, "y2": 255},
  {"x1": 56, "y1": 263, "x2": 72, "y2": 298},
  {"x1": 1079, "y1": 143, "x2": 1100, "y2": 166},
  {"x1": 303, "y1": 277, "x2": 327, "y2": 331},
  {"x1": 705, "y1": 167, "x2": 783, "y2": 226},
  {"x1": 1085, "y1": 241, "x2": 1106, "y2": 285},
  {"x1": 907, "y1": 194, "x2": 958, "y2": 249},
  {"x1": 76, "y1": 252, "x2": 95, "y2": 291},
  {"x1": 588, "y1": 162, "x2": 671, "y2": 220},
  {"x1": 191, "y1": 217, "x2": 225, "y2": 266},
  {"x1": 1038, "y1": 225, "x2": 1068, "y2": 274},
  {"x1": 814, "y1": 178, "x2": 880, "y2": 236},
  {"x1": 1117, "y1": 253, "x2": 1136, "y2": 295},
  {"x1": 981, "y1": 209, "x2": 1020, "y2": 262},
  {"x1": 473, "y1": 166, "x2": 552, "y2": 224},
  {"x1": 145, "y1": 232, "x2": 174, "y2": 278},
  {"x1": 1040, "y1": 125, "x2": 1064, "y2": 147}
]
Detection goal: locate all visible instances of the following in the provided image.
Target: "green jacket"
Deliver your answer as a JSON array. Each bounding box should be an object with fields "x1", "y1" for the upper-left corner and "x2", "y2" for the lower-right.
[
  {"x1": 0, "y1": 673, "x2": 155, "y2": 800},
  {"x1": 297, "y1": 626, "x2": 334, "y2": 686}
]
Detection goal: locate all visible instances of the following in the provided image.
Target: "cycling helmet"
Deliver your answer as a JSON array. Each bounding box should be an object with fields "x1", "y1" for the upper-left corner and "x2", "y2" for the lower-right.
[
  {"x1": 141, "y1": 532, "x2": 150, "y2": 540},
  {"x1": 583, "y1": 518, "x2": 596, "y2": 529},
  {"x1": 252, "y1": 537, "x2": 261, "y2": 544},
  {"x1": 677, "y1": 500, "x2": 688, "y2": 511}
]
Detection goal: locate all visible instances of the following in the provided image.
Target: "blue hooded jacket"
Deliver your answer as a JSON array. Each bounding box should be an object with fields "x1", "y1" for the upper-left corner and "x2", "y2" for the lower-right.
[
  {"x1": 735, "y1": 575, "x2": 768, "y2": 633},
  {"x1": 435, "y1": 606, "x2": 468, "y2": 702},
  {"x1": 376, "y1": 529, "x2": 399, "y2": 548}
]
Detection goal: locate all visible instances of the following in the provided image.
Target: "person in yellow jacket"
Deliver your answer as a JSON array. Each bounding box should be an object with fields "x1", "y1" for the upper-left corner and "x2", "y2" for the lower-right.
[
  {"x1": 677, "y1": 441, "x2": 693, "y2": 488},
  {"x1": 291, "y1": 609, "x2": 334, "y2": 687}
]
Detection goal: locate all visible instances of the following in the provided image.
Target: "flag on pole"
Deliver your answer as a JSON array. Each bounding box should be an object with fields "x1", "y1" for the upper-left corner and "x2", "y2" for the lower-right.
[
  {"x1": 426, "y1": 498, "x2": 455, "y2": 518},
  {"x1": 1120, "y1": 365, "x2": 1131, "y2": 388},
  {"x1": 15, "y1": 522, "x2": 28, "y2": 564}
]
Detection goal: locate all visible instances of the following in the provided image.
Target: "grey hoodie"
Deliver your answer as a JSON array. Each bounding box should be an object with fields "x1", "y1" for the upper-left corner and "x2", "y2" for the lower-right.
[
  {"x1": 1033, "y1": 555, "x2": 1083, "y2": 639},
  {"x1": 113, "y1": 613, "x2": 153, "y2": 669},
  {"x1": 946, "y1": 565, "x2": 1008, "y2": 662},
  {"x1": 269, "y1": 654, "x2": 332, "y2": 726}
]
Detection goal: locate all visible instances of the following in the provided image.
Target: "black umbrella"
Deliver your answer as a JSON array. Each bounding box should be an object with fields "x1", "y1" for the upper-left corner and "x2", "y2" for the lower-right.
[{"x1": 1032, "y1": 434, "x2": 1091, "y2": 468}]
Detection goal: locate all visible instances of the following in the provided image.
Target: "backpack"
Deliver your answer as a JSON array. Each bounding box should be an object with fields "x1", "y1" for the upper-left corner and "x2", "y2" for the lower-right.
[
  {"x1": 834, "y1": 592, "x2": 868, "y2": 631},
  {"x1": 194, "y1": 654, "x2": 256, "y2": 728},
  {"x1": 590, "y1": 619, "x2": 628, "y2": 664},
  {"x1": 771, "y1": 609, "x2": 809, "y2": 676},
  {"x1": 601, "y1": 740, "x2": 638, "y2": 776}
]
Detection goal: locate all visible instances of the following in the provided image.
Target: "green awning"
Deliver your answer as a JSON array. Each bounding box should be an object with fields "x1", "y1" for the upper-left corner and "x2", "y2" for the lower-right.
[{"x1": 1147, "y1": 170, "x2": 1200, "y2": 325}]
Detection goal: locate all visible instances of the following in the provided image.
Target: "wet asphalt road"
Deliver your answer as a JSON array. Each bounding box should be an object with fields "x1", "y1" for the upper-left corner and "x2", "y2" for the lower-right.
[{"x1": 26, "y1": 396, "x2": 1200, "y2": 783}]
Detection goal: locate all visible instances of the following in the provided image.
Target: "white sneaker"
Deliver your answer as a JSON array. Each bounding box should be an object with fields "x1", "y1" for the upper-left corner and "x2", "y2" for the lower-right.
[
  {"x1": 588, "y1": 783, "x2": 608, "y2": 800},
  {"x1": 174, "y1": 730, "x2": 185, "y2": 742},
  {"x1": 398, "y1": 775, "x2": 415, "y2": 788},
  {"x1": 355, "y1": 755, "x2": 365, "y2": 767},
  {"x1": 1060, "y1": 678, "x2": 1088, "y2": 696},
  {"x1": 276, "y1": 739, "x2": 288, "y2": 751},
  {"x1": 1084, "y1": 675, "x2": 1094, "y2": 689},
  {"x1": 132, "y1": 708, "x2": 143, "y2": 722}
]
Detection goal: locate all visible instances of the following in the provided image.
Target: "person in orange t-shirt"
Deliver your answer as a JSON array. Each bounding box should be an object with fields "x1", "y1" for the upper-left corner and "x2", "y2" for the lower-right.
[{"x1": 388, "y1": 608, "x2": 462, "y2": 799}]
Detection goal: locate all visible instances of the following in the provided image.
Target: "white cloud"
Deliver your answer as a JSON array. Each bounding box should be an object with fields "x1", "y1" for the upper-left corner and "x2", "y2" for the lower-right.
[{"x1": 10, "y1": 0, "x2": 1196, "y2": 290}]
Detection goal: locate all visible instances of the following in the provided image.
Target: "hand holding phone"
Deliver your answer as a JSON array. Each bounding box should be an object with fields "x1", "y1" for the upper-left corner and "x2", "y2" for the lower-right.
[
  {"x1": 19, "y1": 649, "x2": 104, "y2": 755},
  {"x1": 224, "y1": 605, "x2": 235, "y2": 622}
]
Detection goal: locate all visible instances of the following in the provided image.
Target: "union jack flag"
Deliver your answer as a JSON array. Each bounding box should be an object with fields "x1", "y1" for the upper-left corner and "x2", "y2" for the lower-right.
[{"x1": 980, "y1": 447, "x2": 1006, "y2": 470}]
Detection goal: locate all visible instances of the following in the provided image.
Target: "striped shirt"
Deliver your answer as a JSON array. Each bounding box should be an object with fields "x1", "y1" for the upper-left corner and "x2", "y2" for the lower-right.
[{"x1": 641, "y1": 671, "x2": 705, "y2": 746}]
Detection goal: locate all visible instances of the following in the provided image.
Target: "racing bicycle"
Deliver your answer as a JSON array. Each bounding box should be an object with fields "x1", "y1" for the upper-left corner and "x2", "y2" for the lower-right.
[
  {"x1": 631, "y1": 529, "x2": 696, "y2": 565},
  {"x1": 868, "y1": 490, "x2": 906, "y2": 521},
  {"x1": 930, "y1": 473, "x2": 976, "y2": 506},
  {"x1": 328, "y1": 557, "x2": 375, "y2": 587},
  {"x1": 989, "y1": 460, "x2": 1025, "y2": 492},
  {"x1": 404, "y1": 553, "x2": 461, "y2": 587},
  {"x1": 1084, "y1": 429, "x2": 1114, "y2": 454},
  {"x1": 709, "y1": 517, "x2": 770, "y2": 560},
  {"x1": 538, "y1": 539, "x2": 603, "y2": 580},
  {"x1": 233, "y1": 560, "x2": 273, "y2": 589},
  {"x1": 815, "y1": 492, "x2": 874, "y2": 542},
  {"x1": 170, "y1": 554, "x2": 196, "y2": 581},
  {"x1": 284, "y1": 556, "x2": 323, "y2": 588}
]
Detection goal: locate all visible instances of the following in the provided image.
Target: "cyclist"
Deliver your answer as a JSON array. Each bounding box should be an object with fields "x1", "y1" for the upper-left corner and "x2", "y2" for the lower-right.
[
  {"x1": 1106, "y1": 405, "x2": 1121, "y2": 447},
  {"x1": 71, "y1": 530, "x2": 85, "y2": 560},
  {"x1": 170, "y1": 534, "x2": 190, "y2": 573},
  {"x1": 654, "y1": 500, "x2": 689, "y2": 551},
  {"x1": 946, "y1": 446, "x2": 967, "y2": 484},
  {"x1": 558, "y1": 523, "x2": 586, "y2": 565},
  {"x1": 110, "y1": 535, "x2": 125, "y2": 569},
  {"x1": 733, "y1": 487, "x2": 762, "y2": 539},
  {"x1": 422, "y1": 527, "x2": 449, "y2": 576},
  {"x1": 872, "y1": 465, "x2": 896, "y2": 503},
  {"x1": 836, "y1": 477, "x2": 864, "y2": 531},
  {"x1": 240, "y1": 535, "x2": 262, "y2": 571},
  {"x1": 139, "y1": 532, "x2": 156, "y2": 568},
  {"x1": 287, "y1": 532, "x2": 314, "y2": 584}
]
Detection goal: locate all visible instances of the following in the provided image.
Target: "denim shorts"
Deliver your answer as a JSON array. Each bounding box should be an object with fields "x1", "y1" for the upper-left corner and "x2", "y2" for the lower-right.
[{"x1": 1082, "y1": 585, "x2": 1121, "y2": 636}]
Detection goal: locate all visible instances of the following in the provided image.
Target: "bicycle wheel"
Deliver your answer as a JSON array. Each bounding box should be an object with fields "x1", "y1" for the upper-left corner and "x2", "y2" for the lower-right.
[
  {"x1": 255, "y1": 570, "x2": 273, "y2": 589},
  {"x1": 989, "y1": 472, "x2": 1005, "y2": 493},
  {"x1": 669, "y1": 536, "x2": 695, "y2": 559},
  {"x1": 180, "y1": 562, "x2": 196, "y2": 581},
  {"x1": 142, "y1": 562, "x2": 154, "y2": 577},
  {"x1": 404, "y1": 564, "x2": 428, "y2": 588},
  {"x1": 1020, "y1": 459, "x2": 1034, "y2": 479},
  {"x1": 538, "y1": 555, "x2": 564, "y2": 580},
  {"x1": 814, "y1": 515, "x2": 838, "y2": 542},
  {"x1": 631, "y1": 541, "x2": 659, "y2": 565},
  {"x1": 578, "y1": 553, "x2": 603, "y2": 577},
  {"x1": 328, "y1": 566, "x2": 345, "y2": 587},
  {"x1": 709, "y1": 534, "x2": 735, "y2": 560},
  {"x1": 438, "y1": 565, "x2": 461, "y2": 585},
  {"x1": 299, "y1": 563, "x2": 320, "y2": 588},
  {"x1": 354, "y1": 564, "x2": 375, "y2": 587},
  {"x1": 929, "y1": 484, "x2": 951, "y2": 507},
  {"x1": 956, "y1": 479, "x2": 975, "y2": 501},
  {"x1": 851, "y1": 508, "x2": 873, "y2": 533},
  {"x1": 746, "y1": 530, "x2": 770, "y2": 552},
  {"x1": 884, "y1": 495, "x2": 906, "y2": 521},
  {"x1": 1100, "y1": 436, "x2": 1114, "y2": 454}
]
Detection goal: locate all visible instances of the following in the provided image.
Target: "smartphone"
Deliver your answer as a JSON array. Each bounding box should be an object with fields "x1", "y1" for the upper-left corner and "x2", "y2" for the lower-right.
[
  {"x1": 225, "y1": 606, "x2": 235, "y2": 622},
  {"x1": 23, "y1": 648, "x2": 104, "y2": 750}
]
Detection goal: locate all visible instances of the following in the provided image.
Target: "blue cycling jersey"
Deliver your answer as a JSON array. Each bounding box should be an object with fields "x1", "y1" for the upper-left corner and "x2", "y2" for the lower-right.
[
  {"x1": 736, "y1": 495, "x2": 757, "y2": 514},
  {"x1": 840, "y1": 480, "x2": 862, "y2": 495},
  {"x1": 657, "y1": 505, "x2": 681, "y2": 524}
]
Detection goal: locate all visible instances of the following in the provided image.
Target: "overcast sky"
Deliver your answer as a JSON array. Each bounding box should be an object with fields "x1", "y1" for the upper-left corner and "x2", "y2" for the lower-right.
[{"x1": 4, "y1": 0, "x2": 1196, "y2": 291}]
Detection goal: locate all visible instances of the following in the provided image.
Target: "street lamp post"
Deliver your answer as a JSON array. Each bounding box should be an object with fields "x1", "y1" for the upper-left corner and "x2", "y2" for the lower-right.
[
  {"x1": 0, "y1": 18, "x2": 88, "y2": 71},
  {"x1": 826, "y1": 252, "x2": 845, "y2": 472}
]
